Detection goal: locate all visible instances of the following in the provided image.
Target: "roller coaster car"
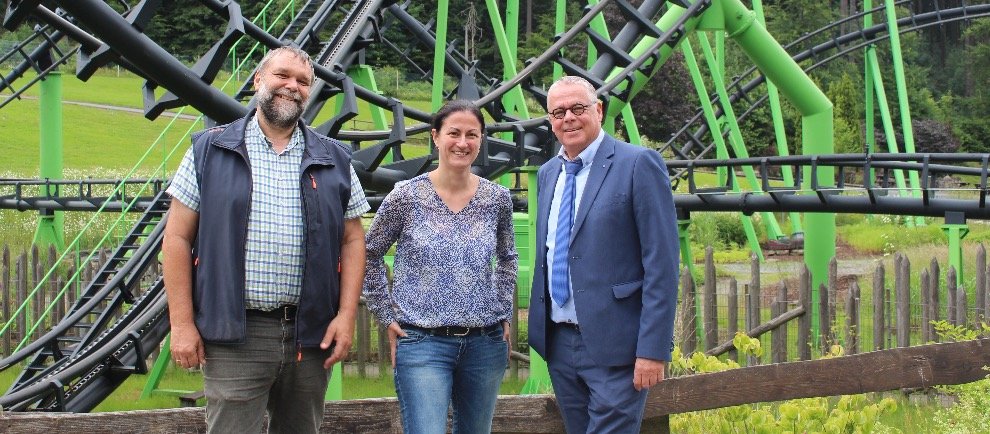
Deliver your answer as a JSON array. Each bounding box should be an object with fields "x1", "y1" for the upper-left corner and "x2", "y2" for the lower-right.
[{"x1": 764, "y1": 232, "x2": 804, "y2": 255}]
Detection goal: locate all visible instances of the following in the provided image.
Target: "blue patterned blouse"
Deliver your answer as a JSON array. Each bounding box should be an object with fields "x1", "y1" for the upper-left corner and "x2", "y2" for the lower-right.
[{"x1": 363, "y1": 174, "x2": 518, "y2": 328}]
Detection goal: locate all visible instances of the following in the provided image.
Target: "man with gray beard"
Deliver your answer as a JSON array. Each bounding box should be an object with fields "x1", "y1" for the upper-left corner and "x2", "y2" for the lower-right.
[{"x1": 163, "y1": 46, "x2": 370, "y2": 433}]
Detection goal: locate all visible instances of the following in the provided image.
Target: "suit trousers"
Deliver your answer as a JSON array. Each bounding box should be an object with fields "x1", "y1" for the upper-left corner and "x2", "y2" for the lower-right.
[
  {"x1": 203, "y1": 312, "x2": 331, "y2": 434},
  {"x1": 548, "y1": 324, "x2": 648, "y2": 434}
]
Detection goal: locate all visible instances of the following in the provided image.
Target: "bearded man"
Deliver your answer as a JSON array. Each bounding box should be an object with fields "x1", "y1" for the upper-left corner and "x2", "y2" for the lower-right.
[{"x1": 163, "y1": 46, "x2": 370, "y2": 433}]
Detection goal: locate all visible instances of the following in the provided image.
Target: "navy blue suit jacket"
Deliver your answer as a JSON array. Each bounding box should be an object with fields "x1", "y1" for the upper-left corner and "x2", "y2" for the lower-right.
[{"x1": 528, "y1": 134, "x2": 680, "y2": 367}]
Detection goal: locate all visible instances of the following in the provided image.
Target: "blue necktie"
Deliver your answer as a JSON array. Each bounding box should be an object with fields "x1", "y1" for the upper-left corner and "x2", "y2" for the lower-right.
[{"x1": 551, "y1": 158, "x2": 582, "y2": 307}]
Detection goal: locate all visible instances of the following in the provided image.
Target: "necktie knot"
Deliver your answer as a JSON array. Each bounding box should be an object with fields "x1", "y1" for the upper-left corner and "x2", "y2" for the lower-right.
[{"x1": 563, "y1": 158, "x2": 582, "y2": 175}]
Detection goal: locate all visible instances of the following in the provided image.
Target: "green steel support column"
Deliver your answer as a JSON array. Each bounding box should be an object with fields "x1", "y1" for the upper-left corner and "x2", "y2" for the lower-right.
[
  {"x1": 676, "y1": 216, "x2": 701, "y2": 343},
  {"x1": 553, "y1": 0, "x2": 566, "y2": 80},
  {"x1": 719, "y1": 0, "x2": 834, "y2": 343},
  {"x1": 325, "y1": 363, "x2": 343, "y2": 401},
  {"x1": 602, "y1": 4, "x2": 704, "y2": 119},
  {"x1": 883, "y1": 0, "x2": 924, "y2": 226},
  {"x1": 484, "y1": 0, "x2": 529, "y2": 118},
  {"x1": 33, "y1": 72, "x2": 65, "y2": 250},
  {"x1": 864, "y1": 0, "x2": 876, "y2": 212},
  {"x1": 520, "y1": 167, "x2": 552, "y2": 394},
  {"x1": 349, "y1": 65, "x2": 391, "y2": 161},
  {"x1": 752, "y1": 0, "x2": 801, "y2": 235},
  {"x1": 506, "y1": 0, "x2": 519, "y2": 59},
  {"x1": 431, "y1": 0, "x2": 450, "y2": 111},
  {"x1": 866, "y1": 52, "x2": 909, "y2": 197},
  {"x1": 586, "y1": 0, "x2": 607, "y2": 69},
  {"x1": 620, "y1": 104, "x2": 642, "y2": 145},
  {"x1": 696, "y1": 32, "x2": 783, "y2": 245},
  {"x1": 941, "y1": 216, "x2": 969, "y2": 288},
  {"x1": 680, "y1": 39, "x2": 763, "y2": 261},
  {"x1": 140, "y1": 336, "x2": 173, "y2": 399}
]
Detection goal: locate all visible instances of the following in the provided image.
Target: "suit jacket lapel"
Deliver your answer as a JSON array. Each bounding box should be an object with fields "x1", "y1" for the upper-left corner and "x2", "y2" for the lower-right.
[
  {"x1": 571, "y1": 135, "x2": 614, "y2": 240},
  {"x1": 538, "y1": 161, "x2": 562, "y2": 242}
]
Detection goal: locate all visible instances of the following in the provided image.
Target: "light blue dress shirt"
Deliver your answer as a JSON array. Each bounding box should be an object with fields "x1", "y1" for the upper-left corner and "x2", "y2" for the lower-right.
[{"x1": 547, "y1": 130, "x2": 605, "y2": 324}]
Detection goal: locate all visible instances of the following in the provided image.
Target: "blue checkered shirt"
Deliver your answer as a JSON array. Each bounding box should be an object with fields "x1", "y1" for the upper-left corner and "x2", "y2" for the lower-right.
[{"x1": 168, "y1": 116, "x2": 370, "y2": 310}]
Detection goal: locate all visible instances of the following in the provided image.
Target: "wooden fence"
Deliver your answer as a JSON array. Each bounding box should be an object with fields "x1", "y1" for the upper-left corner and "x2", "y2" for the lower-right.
[
  {"x1": 679, "y1": 245, "x2": 990, "y2": 365},
  {"x1": 0, "y1": 245, "x2": 119, "y2": 357},
  {"x1": 4, "y1": 338, "x2": 989, "y2": 433},
  {"x1": 5, "y1": 241, "x2": 990, "y2": 375}
]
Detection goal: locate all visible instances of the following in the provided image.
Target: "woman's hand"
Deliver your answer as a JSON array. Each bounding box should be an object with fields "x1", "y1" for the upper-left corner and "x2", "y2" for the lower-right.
[{"x1": 386, "y1": 322, "x2": 407, "y2": 368}]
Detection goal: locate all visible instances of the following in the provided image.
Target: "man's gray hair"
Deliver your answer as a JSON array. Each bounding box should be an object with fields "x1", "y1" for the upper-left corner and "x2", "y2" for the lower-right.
[
  {"x1": 548, "y1": 76, "x2": 598, "y2": 102},
  {"x1": 257, "y1": 46, "x2": 315, "y2": 80}
]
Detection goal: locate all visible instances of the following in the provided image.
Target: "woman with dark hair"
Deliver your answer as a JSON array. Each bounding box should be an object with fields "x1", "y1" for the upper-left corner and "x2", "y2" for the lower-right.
[{"x1": 363, "y1": 99, "x2": 518, "y2": 434}]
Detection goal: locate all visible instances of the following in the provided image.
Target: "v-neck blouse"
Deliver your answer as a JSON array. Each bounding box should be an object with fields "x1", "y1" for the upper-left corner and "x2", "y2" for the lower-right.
[{"x1": 363, "y1": 174, "x2": 518, "y2": 328}]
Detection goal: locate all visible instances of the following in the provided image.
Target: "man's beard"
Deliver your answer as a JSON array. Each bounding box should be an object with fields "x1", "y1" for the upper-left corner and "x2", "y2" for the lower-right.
[{"x1": 257, "y1": 82, "x2": 303, "y2": 129}]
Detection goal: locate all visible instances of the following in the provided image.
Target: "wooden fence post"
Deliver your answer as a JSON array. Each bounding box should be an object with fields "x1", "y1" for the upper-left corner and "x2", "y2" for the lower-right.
[
  {"x1": 896, "y1": 255, "x2": 911, "y2": 348},
  {"x1": 748, "y1": 255, "x2": 761, "y2": 366},
  {"x1": 873, "y1": 262, "x2": 885, "y2": 351},
  {"x1": 947, "y1": 266, "x2": 957, "y2": 326},
  {"x1": 16, "y1": 253, "x2": 27, "y2": 349},
  {"x1": 2, "y1": 245, "x2": 9, "y2": 357},
  {"x1": 798, "y1": 266, "x2": 811, "y2": 361},
  {"x1": 357, "y1": 305, "x2": 368, "y2": 378},
  {"x1": 828, "y1": 257, "x2": 838, "y2": 333},
  {"x1": 921, "y1": 269, "x2": 931, "y2": 344},
  {"x1": 819, "y1": 282, "x2": 829, "y2": 351},
  {"x1": 952, "y1": 267, "x2": 966, "y2": 329},
  {"x1": 727, "y1": 278, "x2": 738, "y2": 362},
  {"x1": 976, "y1": 244, "x2": 986, "y2": 323},
  {"x1": 703, "y1": 247, "x2": 717, "y2": 352},
  {"x1": 929, "y1": 259, "x2": 941, "y2": 342},
  {"x1": 845, "y1": 279, "x2": 860, "y2": 355},
  {"x1": 377, "y1": 323, "x2": 389, "y2": 379},
  {"x1": 771, "y1": 282, "x2": 787, "y2": 364},
  {"x1": 679, "y1": 269, "x2": 697, "y2": 355}
]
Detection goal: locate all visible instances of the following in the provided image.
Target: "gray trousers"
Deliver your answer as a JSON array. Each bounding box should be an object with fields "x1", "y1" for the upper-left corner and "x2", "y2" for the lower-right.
[{"x1": 203, "y1": 312, "x2": 331, "y2": 434}]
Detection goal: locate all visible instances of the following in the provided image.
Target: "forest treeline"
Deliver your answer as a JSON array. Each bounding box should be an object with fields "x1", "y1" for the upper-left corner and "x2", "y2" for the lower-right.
[{"x1": 5, "y1": 0, "x2": 990, "y2": 155}]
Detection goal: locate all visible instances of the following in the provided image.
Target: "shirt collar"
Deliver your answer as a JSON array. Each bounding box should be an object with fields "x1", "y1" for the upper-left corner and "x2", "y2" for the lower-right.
[
  {"x1": 249, "y1": 115, "x2": 304, "y2": 153},
  {"x1": 557, "y1": 129, "x2": 605, "y2": 169}
]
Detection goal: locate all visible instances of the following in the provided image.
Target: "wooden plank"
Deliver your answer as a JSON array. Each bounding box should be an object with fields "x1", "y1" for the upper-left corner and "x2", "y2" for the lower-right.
[
  {"x1": 727, "y1": 278, "x2": 738, "y2": 362},
  {"x1": 706, "y1": 306, "x2": 804, "y2": 357},
  {"x1": 798, "y1": 266, "x2": 810, "y2": 361},
  {"x1": 748, "y1": 255, "x2": 760, "y2": 366},
  {"x1": 0, "y1": 395, "x2": 567, "y2": 434},
  {"x1": 9, "y1": 339, "x2": 990, "y2": 433},
  {"x1": 679, "y1": 269, "x2": 696, "y2": 355},
  {"x1": 976, "y1": 244, "x2": 986, "y2": 323},
  {"x1": 647, "y1": 338, "x2": 990, "y2": 418},
  {"x1": 703, "y1": 247, "x2": 717, "y2": 351},
  {"x1": 872, "y1": 262, "x2": 884, "y2": 351}
]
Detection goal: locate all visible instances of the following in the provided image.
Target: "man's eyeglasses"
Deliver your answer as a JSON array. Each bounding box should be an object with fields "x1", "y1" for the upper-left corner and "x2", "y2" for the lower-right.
[{"x1": 549, "y1": 103, "x2": 595, "y2": 119}]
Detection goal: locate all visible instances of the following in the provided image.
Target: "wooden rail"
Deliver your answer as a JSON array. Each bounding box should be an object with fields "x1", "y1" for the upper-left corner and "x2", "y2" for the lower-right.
[{"x1": 3, "y1": 339, "x2": 988, "y2": 433}]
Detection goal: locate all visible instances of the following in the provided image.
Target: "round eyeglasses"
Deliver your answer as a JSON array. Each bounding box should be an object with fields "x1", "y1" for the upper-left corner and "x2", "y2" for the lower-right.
[{"x1": 549, "y1": 103, "x2": 595, "y2": 119}]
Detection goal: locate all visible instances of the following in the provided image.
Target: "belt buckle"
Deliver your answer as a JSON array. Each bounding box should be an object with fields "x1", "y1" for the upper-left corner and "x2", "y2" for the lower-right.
[
  {"x1": 452, "y1": 327, "x2": 471, "y2": 337},
  {"x1": 282, "y1": 306, "x2": 294, "y2": 322}
]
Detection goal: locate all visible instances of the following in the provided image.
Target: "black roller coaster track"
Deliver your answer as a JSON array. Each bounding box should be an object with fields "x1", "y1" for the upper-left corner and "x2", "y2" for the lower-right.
[{"x1": 2, "y1": 0, "x2": 990, "y2": 412}]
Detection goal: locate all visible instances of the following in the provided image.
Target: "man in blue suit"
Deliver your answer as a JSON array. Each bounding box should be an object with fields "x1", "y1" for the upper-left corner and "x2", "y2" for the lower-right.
[{"x1": 528, "y1": 76, "x2": 680, "y2": 433}]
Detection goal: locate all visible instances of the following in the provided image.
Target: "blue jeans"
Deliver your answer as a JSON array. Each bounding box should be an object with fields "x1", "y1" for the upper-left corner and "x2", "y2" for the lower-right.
[{"x1": 394, "y1": 324, "x2": 508, "y2": 434}]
